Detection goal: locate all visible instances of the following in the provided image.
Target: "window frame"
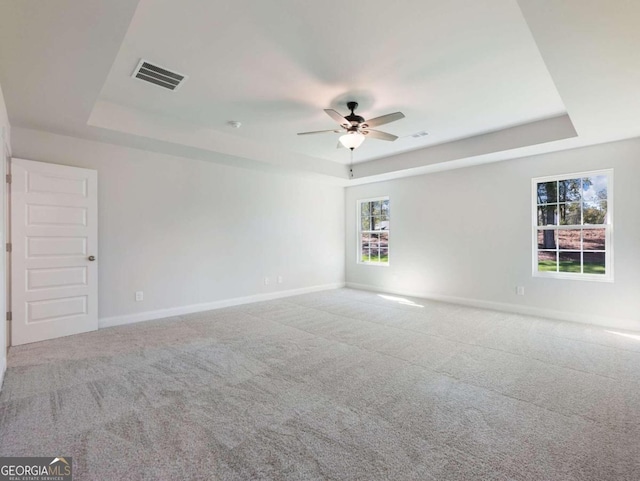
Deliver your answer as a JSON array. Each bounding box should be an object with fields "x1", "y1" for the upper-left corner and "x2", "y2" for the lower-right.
[
  {"x1": 531, "y1": 169, "x2": 613, "y2": 282},
  {"x1": 357, "y1": 196, "x2": 390, "y2": 267}
]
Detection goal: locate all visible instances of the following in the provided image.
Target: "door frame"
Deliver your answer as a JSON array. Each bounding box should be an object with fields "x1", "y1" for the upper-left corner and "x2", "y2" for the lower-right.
[{"x1": 2, "y1": 128, "x2": 8, "y2": 350}]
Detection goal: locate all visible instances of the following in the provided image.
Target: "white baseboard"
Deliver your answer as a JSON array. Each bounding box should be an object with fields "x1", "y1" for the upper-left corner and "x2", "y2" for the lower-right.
[
  {"x1": 99, "y1": 282, "x2": 345, "y2": 329},
  {"x1": 345, "y1": 282, "x2": 639, "y2": 331}
]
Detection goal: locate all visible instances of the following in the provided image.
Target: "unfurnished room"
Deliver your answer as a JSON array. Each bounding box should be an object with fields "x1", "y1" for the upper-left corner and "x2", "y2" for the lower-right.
[{"x1": 0, "y1": 0, "x2": 639, "y2": 480}]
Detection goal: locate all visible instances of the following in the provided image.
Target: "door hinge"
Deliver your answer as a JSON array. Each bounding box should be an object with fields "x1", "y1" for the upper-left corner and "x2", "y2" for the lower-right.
[
  {"x1": 5, "y1": 243, "x2": 11, "y2": 253},
  {"x1": 5, "y1": 174, "x2": 10, "y2": 184},
  {"x1": 6, "y1": 312, "x2": 11, "y2": 321}
]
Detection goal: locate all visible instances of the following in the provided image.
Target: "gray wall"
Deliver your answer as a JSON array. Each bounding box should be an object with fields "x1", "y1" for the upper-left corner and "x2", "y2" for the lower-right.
[
  {"x1": 11, "y1": 128, "x2": 346, "y2": 322},
  {"x1": 346, "y1": 138, "x2": 640, "y2": 330}
]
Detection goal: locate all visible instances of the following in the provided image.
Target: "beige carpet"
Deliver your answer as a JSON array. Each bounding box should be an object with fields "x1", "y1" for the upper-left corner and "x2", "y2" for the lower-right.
[{"x1": 1, "y1": 288, "x2": 639, "y2": 480}]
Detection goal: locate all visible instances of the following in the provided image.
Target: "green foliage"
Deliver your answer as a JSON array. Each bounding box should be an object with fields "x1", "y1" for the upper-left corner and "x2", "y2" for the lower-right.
[
  {"x1": 361, "y1": 254, "x2": 389, "y2": 263},
  {"x1": 583, "y1": 263, "x2": 606, "y2": 274},
  {"x1": 538, "y1": 260, "x2": 557, "y2": 271},
  {"x1": 538, "y1": 260, "x2": 605, "y2": 274},
  {"x1": 583, "y1": 196, "x2": 607, "y2": 224}
]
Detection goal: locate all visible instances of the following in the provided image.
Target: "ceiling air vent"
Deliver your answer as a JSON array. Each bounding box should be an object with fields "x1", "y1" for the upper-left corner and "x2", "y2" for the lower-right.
[
  {"x1": 132, "y1": 59, "x2": 187, "y2": 91},
  {"x1": 410, "y1": 130, "x2": 429, "y2": 139}
]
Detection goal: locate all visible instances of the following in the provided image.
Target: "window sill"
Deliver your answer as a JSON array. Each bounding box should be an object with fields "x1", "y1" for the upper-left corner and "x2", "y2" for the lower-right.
[
  {"x1": 533, "y1": 271, "x2": 613, "y2": 283},
  {"x1": 358, "y1": 262, "x2": 390, "y2": 267}
]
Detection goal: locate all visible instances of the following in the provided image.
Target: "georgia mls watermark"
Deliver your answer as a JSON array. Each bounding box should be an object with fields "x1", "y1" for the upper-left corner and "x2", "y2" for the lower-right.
[{"x1": 0, "y1": 457, "x2": 72, "y2": 481}]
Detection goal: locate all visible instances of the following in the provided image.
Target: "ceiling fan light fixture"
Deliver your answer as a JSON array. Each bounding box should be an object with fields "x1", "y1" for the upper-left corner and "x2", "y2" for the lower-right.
[{"x1": 339, "y1": 132, "x2": 365, "y2": 150}]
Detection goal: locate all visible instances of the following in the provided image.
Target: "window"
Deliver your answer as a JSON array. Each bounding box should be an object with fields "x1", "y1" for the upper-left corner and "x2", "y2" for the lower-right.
[
  {"x1": 358, "y1": 197, "x2": 389, "y2": 265},
  {"x1": 533, "y1": 170, "x2": 612, "y2": 281}
]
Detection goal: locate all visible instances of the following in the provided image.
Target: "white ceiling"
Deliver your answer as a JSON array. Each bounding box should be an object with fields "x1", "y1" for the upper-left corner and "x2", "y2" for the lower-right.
[
  {"x1": 0, "y1": 0, "x2": 639, "y2": 184},
  {"x1": 98, "y1": 0, "x2": 565, "y2": 164}
]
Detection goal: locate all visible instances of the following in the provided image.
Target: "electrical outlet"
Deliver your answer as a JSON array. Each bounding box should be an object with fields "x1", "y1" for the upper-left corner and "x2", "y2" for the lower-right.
[
  {"x1": 277, "y1": 276, "x2": 283, "y2": 284},
  {"x1": 264, "y1": 277, "x2": 270, "y2": 286},
  {"x1": 516, "y1": 286, "x2": 525, "y2": 296},
  {"x1": 135, "y1": 291, "x2": 144, "y2": 302}
]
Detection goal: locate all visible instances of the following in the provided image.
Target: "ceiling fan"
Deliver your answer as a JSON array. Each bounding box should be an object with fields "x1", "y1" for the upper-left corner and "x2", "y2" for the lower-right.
[{"x1": 297, "y1": 101, "x2": 405, "y2": 150}]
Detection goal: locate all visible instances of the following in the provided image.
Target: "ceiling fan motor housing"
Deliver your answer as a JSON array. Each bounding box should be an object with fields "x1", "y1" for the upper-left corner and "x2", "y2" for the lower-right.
[{"x1": 345, "y1": 101, "x2": 365, "y2": 126}]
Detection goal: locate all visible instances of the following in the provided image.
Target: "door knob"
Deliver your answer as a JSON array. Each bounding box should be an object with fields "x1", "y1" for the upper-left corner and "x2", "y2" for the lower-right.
[{"x1": 88, "y1": 256, "x2": 96, "y2": 261}]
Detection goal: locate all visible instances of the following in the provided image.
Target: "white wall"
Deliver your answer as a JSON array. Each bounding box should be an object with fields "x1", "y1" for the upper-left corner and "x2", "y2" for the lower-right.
[
  {"x1": 0, "y1": 83, "x2": 10, "y2": 386},
  {"x1": 11, "y1": 128, "x2": 345, "y2": 325},
  {"x1": 9, "y1": 125, "x2": 640, "y2": 341},
  {"x1": 346, "y1": 137, "x2": 640, "y2": 330}
]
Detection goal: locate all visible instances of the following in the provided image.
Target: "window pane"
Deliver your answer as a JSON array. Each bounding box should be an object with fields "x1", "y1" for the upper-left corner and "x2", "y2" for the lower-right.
[
  {"x1": 537, "y1": 229, "x2": 557, "y2": 249},
  {"x1": 537, "y1": 182, "x2": 557, "y2": 204},
  {"x1": 559, "y1": 203, "x2": 581, "y2": 225},
  {"x1": 583, "y1": 200, "x2": 607, "y2": 224},
  {"x1": 382, "y1": 199, "x2": 389, "y2": 216},
  {"x1": 363, "y1": 230, "x2": 379, "y2": 263},
  {"x1": 360, "y1": 233, "x2": 370, "y2": 262},
  {"x1": 559, "y1": 252, "x2": 581, "y2": 272},
  {"x1": 361, "y1": 201, "x2": 371, "y2": 218},
  {"x1": 379, "y1": 232, "x2": 389, "y2": 262},
  {"x1": 367, "y1": 238, "x2": 379, "y2": 262},
  {"x1": 558, "y1": 229, "x2": 580, "y2": 250},
  {"x1": 372, "y1": 201, "x2": 382, "y2": 215},
  {"x1": 559, "y1": 179, "x2": 582, "y2": 202},
  {"x1": 538, "y1": 250, "x2": 557, "y2": 272},
  {"x1": 582, "y1": 175, "x2": 607, "y2": 202},
  {"x1": 537, "y1": 205, "x2": 557, "y2": 226},
  {"x1": 361, "y1": 216, "x2": 371, "y2": 230},
  {"x1": 373, "y1": 216, "x2": 389, "y2": 230},
  {"x1": 583, "y1": 229, "x2": 606, "y2": 250},
  {"x1": 583, "y1": 252, "x2": 606, "y2": 275}
]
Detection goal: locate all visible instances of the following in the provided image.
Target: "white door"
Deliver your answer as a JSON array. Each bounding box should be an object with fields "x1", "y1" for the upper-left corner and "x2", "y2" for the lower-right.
[{"x1": 11, "y1": 158, "x2": 98, "y2": 345}]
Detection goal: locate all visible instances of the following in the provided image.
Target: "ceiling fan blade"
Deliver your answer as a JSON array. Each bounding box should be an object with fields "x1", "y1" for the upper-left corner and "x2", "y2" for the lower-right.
[
  {"x1": 364, "y1": 112, "x2": 405, "y2": 128},
  {"x1": 297, "y1": 129, "x2": 342, "y2": 136},
  {"x1": 364, "y1": 129, "x2": 398, "y2": 141},
  {"x1": 324, "y1": 109, "x2": 352, "y2": 128}
]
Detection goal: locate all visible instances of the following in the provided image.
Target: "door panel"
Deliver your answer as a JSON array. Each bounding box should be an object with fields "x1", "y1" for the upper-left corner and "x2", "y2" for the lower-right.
[
  {"x1": 27, "y1": 205, "x2": 87, "y2": 226},
  {"x1": 28, "y1": 172, "x2": 88, "y2": 196},
  {"x1": 27, "y1": 267, "x2": 87, "y2": 290},
  {"x1": 11, "y1": 158, "x2": 98, "y2": 345},
  {"x1": 28, "y1": 296, "x2": 87, "y2": 323},
  {"x1": 27, "y1": 237, "x2": 88, "y2": 257}
]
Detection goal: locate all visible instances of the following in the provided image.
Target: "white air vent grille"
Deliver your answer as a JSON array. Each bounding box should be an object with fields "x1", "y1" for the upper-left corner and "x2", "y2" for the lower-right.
[
  {"x1": 132, "y1": 60, "x2": 187, "y2": 91},
  {"x1": 411, "y1": 131, "x2": 429, "y2": 139}
]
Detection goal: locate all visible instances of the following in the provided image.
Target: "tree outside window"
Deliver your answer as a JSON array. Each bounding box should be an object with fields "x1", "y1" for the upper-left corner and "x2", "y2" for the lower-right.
[{"x1": 358, "y1": 198, "x2": 389, "y2": 265}]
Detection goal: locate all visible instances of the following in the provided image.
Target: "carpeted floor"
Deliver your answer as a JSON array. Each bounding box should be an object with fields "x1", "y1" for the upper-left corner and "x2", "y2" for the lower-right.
[{"x1": 1, "y1": 288, "x2": 639, "y2": 480}]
